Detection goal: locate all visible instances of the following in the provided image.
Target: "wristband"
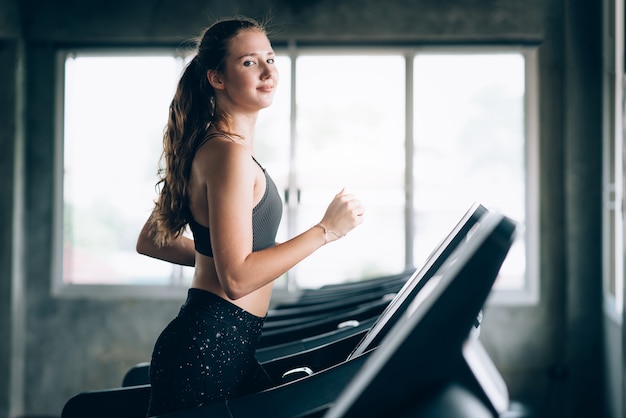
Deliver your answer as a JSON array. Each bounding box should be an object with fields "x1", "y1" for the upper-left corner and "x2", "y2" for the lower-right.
[{"x1": 314, "y1": 223, "x2": 344, "y2": 244}]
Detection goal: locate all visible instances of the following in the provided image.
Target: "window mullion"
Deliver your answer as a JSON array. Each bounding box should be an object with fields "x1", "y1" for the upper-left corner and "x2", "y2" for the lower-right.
[
  {"x1": 286, "y1": 41, "x2": 299, "y2": 292},
  {"x1": 405, "y1": 52, "x2": 415, "y2": 269}
]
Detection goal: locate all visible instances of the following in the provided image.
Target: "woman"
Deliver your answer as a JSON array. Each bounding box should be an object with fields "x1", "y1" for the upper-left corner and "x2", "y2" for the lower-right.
[{"x1": 136, "y1": 17, "x2": 364, "y2": 416}]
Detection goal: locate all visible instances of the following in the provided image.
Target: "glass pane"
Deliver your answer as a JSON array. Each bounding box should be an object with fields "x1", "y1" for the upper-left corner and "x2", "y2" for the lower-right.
[
  {"x1": 413, "y1": 53, "x2": 526, "y2": 289},
  {"x1": 295, "y1": 55, "x2": 406, "y2": 288},
  {"x1": 63, "y1": 54, "x2": 184, "y2": 284}
]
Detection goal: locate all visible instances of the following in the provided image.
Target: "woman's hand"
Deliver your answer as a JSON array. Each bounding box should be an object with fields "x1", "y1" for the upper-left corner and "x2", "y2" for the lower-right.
[{"x1": 318, "y1": 188, "x2": 364, "y2": 243}]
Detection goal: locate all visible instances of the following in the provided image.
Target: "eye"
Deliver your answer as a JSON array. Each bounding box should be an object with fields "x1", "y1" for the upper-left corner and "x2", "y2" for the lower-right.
[
  {"x1": 243, "y1": 60, "x2": 256, "y2": 67},
  {"x1": 267, "y1": 58, "x2": 275, "y2": 65}
]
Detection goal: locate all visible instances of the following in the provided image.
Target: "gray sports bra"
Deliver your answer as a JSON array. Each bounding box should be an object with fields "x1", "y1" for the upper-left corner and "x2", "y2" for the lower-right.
[{"x1": 187, "y1": 134, "x2": 283, "y2": 257}]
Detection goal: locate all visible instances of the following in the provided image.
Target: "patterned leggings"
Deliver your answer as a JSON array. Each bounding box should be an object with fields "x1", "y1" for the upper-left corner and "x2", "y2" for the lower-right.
[{"x1": 146, "y1": 288, "x2": 272, "y2": 416}]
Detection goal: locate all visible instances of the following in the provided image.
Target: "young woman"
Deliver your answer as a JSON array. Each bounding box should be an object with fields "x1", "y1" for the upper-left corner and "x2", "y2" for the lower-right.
[{"x1": 136, "y1": 17, "x2": 364, "y2": 415}]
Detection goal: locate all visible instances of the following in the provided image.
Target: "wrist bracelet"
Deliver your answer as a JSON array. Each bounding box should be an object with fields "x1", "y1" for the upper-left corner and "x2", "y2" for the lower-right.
[{"x1": 314, "y1": 223, "x2": 344, "y2": 244}]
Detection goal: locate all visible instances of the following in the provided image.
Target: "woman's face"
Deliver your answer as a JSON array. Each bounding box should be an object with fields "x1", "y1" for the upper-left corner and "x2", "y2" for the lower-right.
[{"x1": 212, "y1": 29, "x2": 279, "y2": 113}]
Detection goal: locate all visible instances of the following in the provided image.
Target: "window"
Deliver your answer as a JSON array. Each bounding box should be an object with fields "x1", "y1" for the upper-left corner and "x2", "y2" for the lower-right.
[
  {"x1": 61, "y1": 53, "x2": 188, "y2": 289},
  {"x1": 56, "y1": 46, "x2": 538, "y2": 302},
  {"x1": 412, "y1": 53, "x2": 532, "y2": 295},
  {"x1": 291, "y1": 55, "x2": 406, "y2": 287}
]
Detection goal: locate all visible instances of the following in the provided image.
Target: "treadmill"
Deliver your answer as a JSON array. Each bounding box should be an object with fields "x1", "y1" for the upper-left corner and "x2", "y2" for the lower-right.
[{"x1": 62, "y1": 207, "x2": 514, "y2": 418}]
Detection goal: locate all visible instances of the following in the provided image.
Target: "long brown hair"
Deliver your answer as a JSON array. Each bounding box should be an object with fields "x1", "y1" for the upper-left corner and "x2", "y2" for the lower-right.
[{"x1": 150, "y1": 17, "x2": 266, "y2": 247}]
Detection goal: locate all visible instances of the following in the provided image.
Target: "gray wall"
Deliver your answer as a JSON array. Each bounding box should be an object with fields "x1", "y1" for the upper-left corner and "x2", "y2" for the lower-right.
[
  {"x1": 1, "y1": 1, "x2": 26, "y2": 417},
  {"x1": 0, "y1": 0, "x2": 613, "y2": 417}
]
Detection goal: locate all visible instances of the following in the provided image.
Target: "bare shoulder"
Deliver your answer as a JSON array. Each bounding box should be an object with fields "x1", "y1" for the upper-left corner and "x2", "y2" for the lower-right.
[
  {"x1": 194, "y1": 136, "x2": 248, "y2": 169},
  {"x1": 192, "y1": 136, "x2": 254, "y2": 184}
]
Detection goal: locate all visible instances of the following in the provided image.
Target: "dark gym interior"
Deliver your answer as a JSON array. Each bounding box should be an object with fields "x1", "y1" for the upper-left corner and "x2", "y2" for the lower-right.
[{"x1": 0, "y1": 0, "x2": 619, "y2": 417}]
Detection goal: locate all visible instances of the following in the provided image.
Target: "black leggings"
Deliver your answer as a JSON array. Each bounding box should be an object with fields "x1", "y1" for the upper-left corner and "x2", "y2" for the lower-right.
[{"x1": 146, "y1": 288, "x2": 272, "y2": 417}]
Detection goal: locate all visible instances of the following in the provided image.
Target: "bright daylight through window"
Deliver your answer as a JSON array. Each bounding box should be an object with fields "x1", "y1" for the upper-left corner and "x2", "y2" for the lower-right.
[
  {"x1": 60, "y1": 49, "x2": 532, "y2": 296},
  {"x1": 63, "y1": 53, "x2": 188, "y2": 285}
]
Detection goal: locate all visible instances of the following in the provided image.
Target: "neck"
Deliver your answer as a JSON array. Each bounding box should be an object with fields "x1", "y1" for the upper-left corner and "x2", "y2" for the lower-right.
[{"x1": 215, "y1": 109, "x2": 259, "y2": 149}]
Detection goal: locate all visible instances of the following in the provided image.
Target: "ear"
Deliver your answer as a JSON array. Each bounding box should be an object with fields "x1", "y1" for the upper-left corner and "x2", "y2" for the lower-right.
[{"x1": 207, "y1": 70, "x2": 225, "y2": 90}]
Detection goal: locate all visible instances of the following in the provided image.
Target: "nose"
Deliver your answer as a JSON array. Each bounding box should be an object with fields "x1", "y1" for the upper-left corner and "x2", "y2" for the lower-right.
[
  {"x1": 260, "y1": 62, "x2": 275, "y2": 80},
  {"x1": 261, "y1": 67, "x2": 271, "y2": 80}
]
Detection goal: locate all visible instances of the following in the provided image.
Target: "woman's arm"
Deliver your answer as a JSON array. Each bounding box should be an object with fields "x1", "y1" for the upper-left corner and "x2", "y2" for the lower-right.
[
  {"x1": 136, "y1": 215, "x2": 196, "y2": 267},
  {"x1": 204, "y1": 144, "x2": 363, "y2": 299}
]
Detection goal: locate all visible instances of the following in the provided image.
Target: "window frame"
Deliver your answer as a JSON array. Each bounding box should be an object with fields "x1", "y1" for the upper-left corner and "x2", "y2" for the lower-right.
[
  {"x1": 52, "y1": 44, "x2": 540, "y2": 305},
  {"x1": 52, "y1": 47, "x2": 194, "y2": 299},
  {"x1": 602, "y1": 0, "x2": 624, "y2": 323}
]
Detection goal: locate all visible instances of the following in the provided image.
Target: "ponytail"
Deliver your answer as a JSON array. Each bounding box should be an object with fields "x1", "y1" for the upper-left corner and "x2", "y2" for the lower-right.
[{"x1": 151, "y1": 58, "x2": 215, "y2": 246}]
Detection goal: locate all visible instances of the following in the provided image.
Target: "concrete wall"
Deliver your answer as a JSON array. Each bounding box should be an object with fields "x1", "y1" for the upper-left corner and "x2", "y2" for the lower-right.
[
  {"x1": 1, "y1": 1, "x2": 25, "y2": 417},
  {"x1": 0, "y1": 0, "x2": 611, "y2": 417}
]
